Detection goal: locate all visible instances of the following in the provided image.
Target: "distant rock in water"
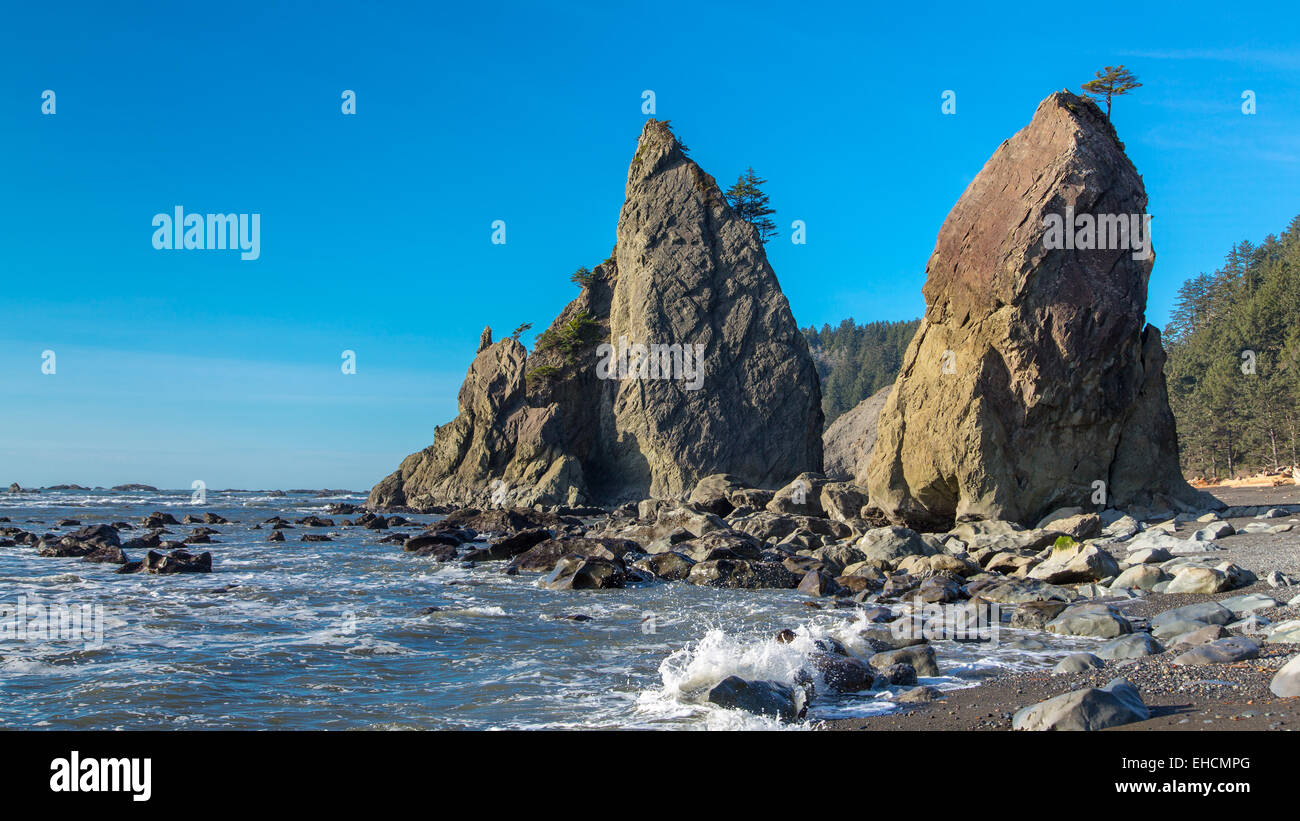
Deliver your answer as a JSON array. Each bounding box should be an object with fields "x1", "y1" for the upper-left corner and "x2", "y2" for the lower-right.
[
  {"x1": 111, "y1": 484, "x2": 159, "y2": 492},
  {"x1": 369, "y1": 119, "x2": 823, "y2": 509},
  {"x1": 866, "y1": 90, "x2": 1212, "y2": 529},
  {"x1": 822, "y1": 386, "x2": 892, "y2": 481}
]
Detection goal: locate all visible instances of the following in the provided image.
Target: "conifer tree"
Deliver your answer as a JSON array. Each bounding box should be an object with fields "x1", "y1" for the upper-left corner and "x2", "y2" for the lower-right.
[
  {"x1": 1081, "y1": 65, "x2": 1142, "y2": 118},
  {"x1": 724, "y1": 168, "x2": 778, "y2": 243}
]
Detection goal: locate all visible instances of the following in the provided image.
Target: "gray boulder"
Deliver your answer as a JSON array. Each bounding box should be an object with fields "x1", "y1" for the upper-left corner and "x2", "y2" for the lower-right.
[
  {"x1": 687, "y1": 473, "x2": 746, "y2": 517},
  {"x1": 1217, "y1": 593, "x2": 1282, "y2": 618},
  {"x1": 1270, "y1": 654, "x2": 1300, "y2": 698},
  {"x1": 855, "y1": 526, "x2": 934, "y2": 563},
  {"x1": 1096, "y1": 632, "x2": 1164, "y2": 660},
  {"x1": 766, "y1": 473, "x2": 827, "y2": 517},
  {"x1": 1028, "y1": 542, "x2": 1119, "y2": 584},
  {"x1": 1264, "y1": 620, "x2": 1300, "y2": 645},
  {"x1": 1053, "y1": 652, "x2": 1105, "y2": 674},
  {"x1": 1152, "y1": 601, "x2": 1234, "y2": 630},
  {"x1": 1010, "y1": 600, "x2": 1069, "y2": 630},
  {"x1": 869, "y1": 645, "x2": 939, "y2": 677},
  {"x1": 1110, "y1": 563, "x2": 1168, "y2": 591},
  {"x1": 1046, "y1": 603, "x2": 1132, "y2": 638},
  {"x1": 1191, "y1": 521, "x2": 1234, "y2": 541},
  {"x1": 1172, "y1": 636, "x2": 1260, "y2": 666},
  {"x1": 968, "y1": 577, "x2": 1075, "y2": 605},
  {"x1": 1012, "y1": 677, "x2": 1149, "y2": 731}
]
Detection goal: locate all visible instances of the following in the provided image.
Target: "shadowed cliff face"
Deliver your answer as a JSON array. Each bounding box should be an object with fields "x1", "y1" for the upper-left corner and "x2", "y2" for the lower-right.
[
  {"x1": 866, "y1": 91, "x2": 1211, "y2": 529},
  {"x1": 368, "y1": 120, "x2": 823, "y2": 510}
]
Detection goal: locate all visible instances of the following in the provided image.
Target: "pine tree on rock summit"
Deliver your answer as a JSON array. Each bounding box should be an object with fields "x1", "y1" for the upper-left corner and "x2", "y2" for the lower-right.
[{"x1": 1081, "y1": 65, "x2": 1141, "y2": 118}]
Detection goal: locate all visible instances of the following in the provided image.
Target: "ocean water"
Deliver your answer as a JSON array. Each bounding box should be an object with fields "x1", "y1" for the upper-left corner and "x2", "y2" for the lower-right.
[{"x1": 0, "y1": 490, "x2": 1102, "y2": 730}]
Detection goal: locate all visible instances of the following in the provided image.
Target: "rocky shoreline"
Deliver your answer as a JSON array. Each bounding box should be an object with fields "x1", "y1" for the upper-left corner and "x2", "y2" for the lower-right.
[
  {"x1": 384, "y1": 480, "x2": 1300, "y2": 728},
  {"x1": 822, "y1": 576, "x2": 1300, "y2": 731},
  {"x1": 4, "y1": 482, "x2": 1299, "y2": 728}
]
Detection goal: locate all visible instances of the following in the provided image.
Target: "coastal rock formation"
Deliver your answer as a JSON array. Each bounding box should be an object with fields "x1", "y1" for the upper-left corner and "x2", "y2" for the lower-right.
[
  {"x1": 866, "y1": 91, "x2": 1211, "y2": 529},
  {"x1": 370, "y1": 120, "x2": 822, "y2": 510},
  {"x1": 822, "y1": 386, "x2": 891, "y2": 481}
]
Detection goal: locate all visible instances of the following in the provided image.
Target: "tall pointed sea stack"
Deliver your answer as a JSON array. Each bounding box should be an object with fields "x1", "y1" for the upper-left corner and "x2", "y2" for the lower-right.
[
  {"x1": 866, "y1": 91, "x2": 1210, "y2": 529},
  {"x1": 369, "y1": 120, "x2": 822, "y2": 510}
]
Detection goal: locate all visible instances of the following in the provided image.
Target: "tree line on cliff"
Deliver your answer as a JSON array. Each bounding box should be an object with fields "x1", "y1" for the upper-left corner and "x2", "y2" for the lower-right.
[
  {"x1": 1163, "y1": 212, "x2": 1300, "y2": 479},
  {"x1": 801, "y1": 318, "x2": 919, "y2": 426}
]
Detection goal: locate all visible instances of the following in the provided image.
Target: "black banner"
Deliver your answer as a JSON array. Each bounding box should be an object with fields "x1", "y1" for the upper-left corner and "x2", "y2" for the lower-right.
[{"x1": 0, "y1": 730, "x2": 1289, "y2": 809}]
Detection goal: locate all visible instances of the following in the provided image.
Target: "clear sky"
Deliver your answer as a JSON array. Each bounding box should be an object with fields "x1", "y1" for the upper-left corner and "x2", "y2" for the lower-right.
[{"x1": 3, "y1": 1, "x2": 1298, "y2": 490}]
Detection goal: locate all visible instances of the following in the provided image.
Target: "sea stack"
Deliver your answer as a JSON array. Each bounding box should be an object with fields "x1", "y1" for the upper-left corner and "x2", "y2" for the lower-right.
[
  {"x1": 369, "y1": 120, "x2": 823, "y2": 510},
  {"x1": 822, "y1": 386, "x2": 891, "y2": 481},
  {"x1": 866, "y1": 90, "x2": 1211, "y2": 529}
]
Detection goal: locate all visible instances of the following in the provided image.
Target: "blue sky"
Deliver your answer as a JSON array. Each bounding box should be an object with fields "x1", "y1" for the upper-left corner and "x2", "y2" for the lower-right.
[{"x1": 3, "y1": 1, "x2": 1298, "y2": 489}]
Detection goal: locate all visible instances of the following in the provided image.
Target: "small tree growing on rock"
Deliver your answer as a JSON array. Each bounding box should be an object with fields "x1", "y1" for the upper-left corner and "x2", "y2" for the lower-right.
[
  {"x1": 570, "y1": 266, "x2": 600, "y2": 289},
  {"x1": 724, "y1": 167, "x2": 778, "y2": 243},
  {"x1": 1081, "y1": 65, "x2": 1141, "y2": 118}
]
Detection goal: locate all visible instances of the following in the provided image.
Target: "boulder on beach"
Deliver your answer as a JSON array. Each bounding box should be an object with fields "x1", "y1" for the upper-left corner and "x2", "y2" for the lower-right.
[
  {"x1": 706, "y1": 676, "x2": 800, "y2": 722},
  {"x1": 1010, "y1": 600, "x2": 1069, "y2": 630},
  {"x1": 510, "y1": 536, "x2": 640, "y2": 573},
  {"x1": 1171, "y1": 636, "x2": 1260, "y2": 666},
  {"x1": 1096, "y1": 632, "x2": 1164, "y2": 660},
  {"x1": 855, "y1": 526, "x2": 934, "y2": 563},
  {"x1": 1164, "y1": 566, "x2": 1231, "y2": 594},
  {"x1": 869, "y1": 645, "x2": 939, "y2": 677},
  {"x1": 1151, "y1": 601, "x2": 1234, "y2": 631},
  {"x1": 686, "y1": 558, "x2": 800, "y2": 589},
  {"x1": 865, "y1": 90, "x2": 1213, "y2": 529},
  {"x1": 968, "y1": 577, "x2": 1074, "y2": 605},
  {"x1": 897, "y1": 685, "x2": 942, "y2": 703},
  {"x1": 631, "y1": 550, "x2": 696, "y2": 581},
  {"x1": 1168, "y1": 624, "x2": 1230, "y2": 650},
  {"x1": 1028, "y1": 541, "x2": 1119, "y2": 584},
  {"x1": 1271, "y1": 654, "x2": 1300, "y2": 698},
  {"x1": 1053, "y1": 652, "x2": 1105, "y2": 674},
  {"x1": 1012, "y1": 677, "x2": 1149, "y2": 731},
  {"x1": 1110, "y1": 563, "x2": 1168, "y2": 591},
  {"x1": 1045, "y1": 603, "x2": 1132, "y2": 638},
  {"x1": 368, "y1": 119, "x2": 823, "y2": 511}
]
